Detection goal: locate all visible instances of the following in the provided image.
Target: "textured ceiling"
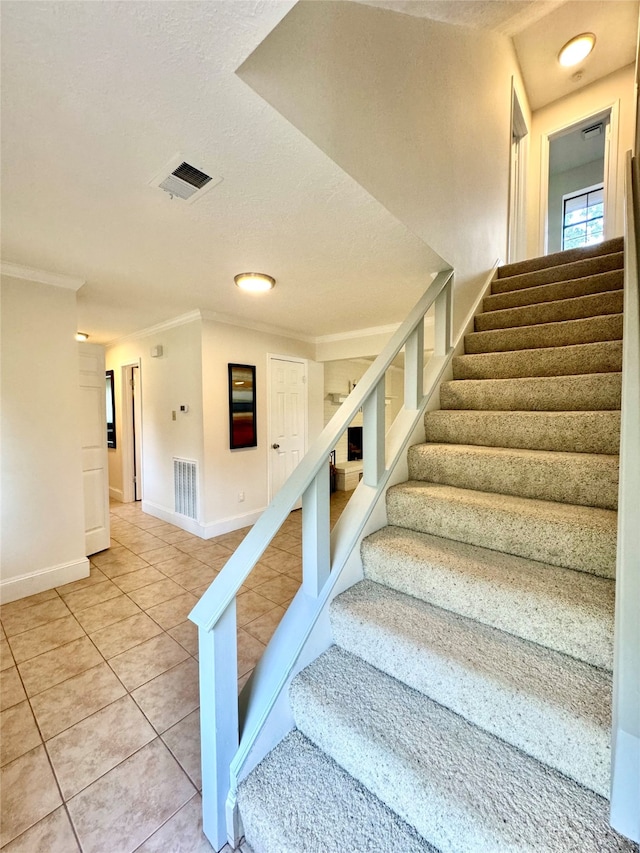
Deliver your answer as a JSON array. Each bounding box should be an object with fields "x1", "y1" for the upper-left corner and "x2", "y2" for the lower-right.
[{"x1": 0, "y1": 1, "x2": 444, "y2": 344}]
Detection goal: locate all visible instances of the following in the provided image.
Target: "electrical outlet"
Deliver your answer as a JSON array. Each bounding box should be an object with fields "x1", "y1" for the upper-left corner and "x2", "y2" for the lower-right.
[{"x1": 238, "y1": 491, "x2": 245, "y2": 502}]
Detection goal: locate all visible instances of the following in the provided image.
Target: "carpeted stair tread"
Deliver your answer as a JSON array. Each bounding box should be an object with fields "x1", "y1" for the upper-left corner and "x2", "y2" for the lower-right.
[
  {"x1": 484, "y1": 268, "x2": 623, "y2": 312},
  {"x1": 452, "y1": 340, "x2": 622, "y2": 379},
  {"x1": 440, "y1": 372, "x2": 621, "y2": 411},
  {"x1": 474, "y1": 290, "x2": 623, "y2": 332},
  {"x1": 361, "y1": 525, "x2": 614, "y2": 669},
  {"x1": 498, "y1": 237, "x2": 623, "y2": 279},
  {"x1": 492, "y1": 251, "x2": 623, "y2": 294},
  {"x1": 386, "y1": 481, "x2": 617, "y2": 577},
  {"x1": 330, "y1": 579, "x2": 611, "y2": 796},
  {"x1": 407, "y1": 443, "x2": 618, "y2": 509},
  {"x1": 237, "y1": 729, "x2": 434, "y2": 853},
  {"x1": 290, "y1": 647, "x2": 633, "y2": 853},
  {"x1": 465, "y1": 313, "x2": 623, "y2": 353},
  {"x1": 424, "y1": 409, "x2": 620, "y2": 454}
]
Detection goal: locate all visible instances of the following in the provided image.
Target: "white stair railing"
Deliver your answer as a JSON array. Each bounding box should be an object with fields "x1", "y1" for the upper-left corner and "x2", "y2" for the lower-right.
[
  {"x1": 190, "y1": 268, "x2": 453, "y2": 851},
  {"x1": 610, "y1": 151, "x2": 640, "y2": 843}
]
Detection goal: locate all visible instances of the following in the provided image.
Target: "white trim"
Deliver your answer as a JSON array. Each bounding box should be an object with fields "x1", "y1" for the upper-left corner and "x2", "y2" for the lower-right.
[
  {"x1": 0, "y1": 558, "x2": 90, "y2": 604},
  {"x1": 560, "y1": 182, "x2": 605, "y2": 250},
  {"x1": 106, "y1": 311, "x2": 202, "y2": 348},
  {"x1": 0, "y1": 262, "x2": 85, "y2": 291},
  {"x1": 201, "y1": 311, "x2": 315, "y2": 343},
  {"x1": 120, "y1": 361, "x2": 142, "y2": 504},
  {"x1": 109, "y1": 486, "x2": 124, "y2": 502},
  {"x1": 142, "y1": 499, "x2": 264, "y2": 540},
  {"x1": 313, "y1": 316, "x2": 435, "y2": 346},
  {"x1": 266, "y1": 354, "x2": 309, "y2": 505},
  {"x1": 538, "y1": 101, "x2": 620, "y2": 256}
]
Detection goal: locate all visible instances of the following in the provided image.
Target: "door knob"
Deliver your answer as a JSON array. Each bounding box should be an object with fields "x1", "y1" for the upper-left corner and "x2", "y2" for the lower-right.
[{"x1": 272, "y1": 443, "x2": 280, "y2": 449}]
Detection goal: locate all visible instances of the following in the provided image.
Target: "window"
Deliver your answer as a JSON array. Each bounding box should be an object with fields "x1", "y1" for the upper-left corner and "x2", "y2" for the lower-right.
[
  {"x1": 106, "y1": 370, "x2": 116, "y2": 448},
  {"x1": 562, "y1": 185, "x2": 604, "y2": 250}
]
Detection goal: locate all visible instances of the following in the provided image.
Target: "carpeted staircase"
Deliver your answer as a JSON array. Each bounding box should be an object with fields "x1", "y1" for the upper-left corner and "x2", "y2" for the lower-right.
[{"x1": 238, "y1": 238, "x2": 638, "y2": 852}]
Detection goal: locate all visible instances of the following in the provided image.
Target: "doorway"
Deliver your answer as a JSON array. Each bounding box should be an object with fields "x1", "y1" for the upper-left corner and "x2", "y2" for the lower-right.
[
  {"x1": 508, "y1": 83, "x2": 528, "y2": 263},
  {"x1": 540, "y1": 104, "x2": 619, "y2": 255},
  {"x1": 121, "y1": 362, "x2": 143, "y2": 503},
  {"x1": 268, "y1": 355, "x2": 307, "y2": 502}
]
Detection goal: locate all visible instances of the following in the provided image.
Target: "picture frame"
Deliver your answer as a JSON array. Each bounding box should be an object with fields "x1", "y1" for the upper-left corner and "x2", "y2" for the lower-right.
[
  {"x1": 228, "y1": 363, "x2": 257, "y2": 450},
  {"x1": 106, "y1": 369, "x2": 116, "y2": 449}
]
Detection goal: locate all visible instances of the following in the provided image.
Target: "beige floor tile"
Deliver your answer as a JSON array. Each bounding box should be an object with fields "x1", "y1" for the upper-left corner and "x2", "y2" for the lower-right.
[
  {"x1": 90, "y1": 545, "x2": 130, "y2": 566},
  {"x1": 0, "y1": 666, "x2": 26, "y2": 710},
  {"x1": 135, "y1": 793, "x2": 213, "y2": 852},
  {"x1": 137, "y1": 545, "x2": 183, "y2": 565},
  {"x1": 47, "y1": 695, "x2": 156, "y2": 799},
  {"x1": 282, "y1": 542, "x2": 303, "y2": 557},
  {"x1": 153, "y1": 553, "x2": 208, "y2": 577},
  {"x1": 97, "y1": 554, "x2": 151, "y2": 578},
  {"x1": 128, "y1": 578, "x2": 186, "y2": 610},
  {"x1": 0, "y1": 701, "x2": 41, "y2": 766},
  {"x1": 258, "y1": 550, "x2": 301, "y2": 574},
  {"x1": 130, "y1": 518, "x2": 170, "y2": 531},
  {"x1": 0, "y1": 806, "x2": 80, "y2": 853},
  {"x1": 237, "y1": 669, "x2": 253, "y2": 694},
  {"x1": 162, "y1": 709, "x2": 201, "y2": 790},
  {"x1": 172, "y1": 563, "x2": 219, "y2": 592},
  {"x1": 0, "y1": 634, "x2": 15, "y2": 671},
  {"x1": 173, "y1": 538, "x2": 213, "y2": 556},
  {"x1": 237, "y1": 630, "x2": 266, "y2": 678},
  {"x1": 7, "y1": 614, "x2": 85, "y2": 664},
  {"x1": 31, "y1": 662, "x2": 126, "y2": 741},
  {"x1": 89, "y1": 611, "x2": 163, "y2": 660},
  {"x1": 18, "y1": 636, "x2": 103, "y2": 698},
  {"x1": 108, "y1": 633, "x2": 190, "y2": 690},
  {"x1": 112, "y1": 566, "x2": 165, "y2": 593},
  {"x1": 188, "y1": 542, "x2": 234, "y2": 561},
  {"x1": 153, "y1": 528, "x2": 197, "y2": 545},
  {"x1": 242, "y1": 563, "x2": 281, "y2": 590},
  {"x1": 168, "y1": 621, "x2": 199, "y2": 656},
  {"x1": 0, "y1": 589, "x2": 58, "y2": 619},
  {"x1": 73, "y1": 594, "x2": 141, "y2": 633},
  {"x1": 67, "y1": 738, "x2": 195, "y2": 853},
  {"x1": 55, "y1": 565, "x2": 106, "y2": 596},
  {"x1": 236, "y1": 591, "x2": 279, "y2": 627},
  {"x1": 272, "y1": 532, "x2": 301, "y2": 551},
  {"x1": 0, "y1": 745, "x2": 62, "y2": 847},
  {"x1": 190, "y1": 551, "x2": 229, "y2": 571},
  {"x1": 132, "y1": 659, "x2": 199, "y2": 733},
  {"x1": 242, "y1": 606, "x2": 287, "y2": 645},
  {"x1": 0, "y1": 597, "x2": 70, "y2": 638},
  {"x1": 122, "y1": 534, "x2": 167, "y2": 555},
  {"x1": 253, "y1": 575, "x2": 301, "y2": 605},
  {"x1": 146, "y1": 592, "x2": 199, "y2": 631},
  {"x1": 60, "y1": 579, "x2": 122, "y2": 613},
  {"x1": 283, "y1": 562, "x2": 303, "y2": 581}
]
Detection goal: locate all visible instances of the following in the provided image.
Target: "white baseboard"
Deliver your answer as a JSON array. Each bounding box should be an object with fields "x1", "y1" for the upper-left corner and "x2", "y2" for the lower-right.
[
  {"x1": 141, "y1": 500, "x2": 265, "y2": 540},
  {"x1": 109, "y1": 487, "x2": 124, "y2": 502},
  {"x1": 0, "y1": 557, "x2": 90, "y2": 604}
]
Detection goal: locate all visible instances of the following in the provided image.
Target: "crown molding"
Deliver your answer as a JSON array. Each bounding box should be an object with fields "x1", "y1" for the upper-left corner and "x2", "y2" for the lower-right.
[
  {"x1": 199, "y1": 310, "x2": 315, "y2": 343},
  {"x1": 105, "y1": 310, "x2": 203, "y2": 347},
  {"x1": 1, "y1": 262, "x2": 85, "y2": 291}
]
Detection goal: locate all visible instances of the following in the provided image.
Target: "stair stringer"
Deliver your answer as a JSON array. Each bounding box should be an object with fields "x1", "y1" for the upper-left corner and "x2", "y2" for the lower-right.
[{"x1": 226, "y1": 262, "x2": 499, "y2": 845}]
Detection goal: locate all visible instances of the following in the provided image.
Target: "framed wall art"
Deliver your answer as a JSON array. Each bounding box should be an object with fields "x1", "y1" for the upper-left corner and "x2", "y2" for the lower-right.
[{"x1": 228, "y1": 363, "x2": 257, "y2": 449}]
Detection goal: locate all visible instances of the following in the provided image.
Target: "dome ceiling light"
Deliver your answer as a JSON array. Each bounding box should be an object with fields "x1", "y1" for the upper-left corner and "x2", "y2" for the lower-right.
[
  {"x1": 234, "y1": 272, "x2": 276, "y2": 293},
  {"x1": 558, "y1": 33, "x2": 596, "y2": 68}
]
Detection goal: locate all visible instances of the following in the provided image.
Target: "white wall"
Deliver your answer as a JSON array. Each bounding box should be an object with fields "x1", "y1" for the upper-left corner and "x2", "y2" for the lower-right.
[
  {"x1": 201, "y1": 319, "x2": 323, "y2": 537},
  {"x1": 1, "y1": 276, "x2": 88, "y2": 602},
  {"x1": 547, "y1": 159, "x2": 605, "y2": 254},
  {"x1": 106, "y1": 319, "x2": 204, "y2": 524},
  {"x1": 238, "y1": 1, "x2": 530, "y2": 332},
  {"x1": 527, "y1": 64, "x2": 636, "y2": 258}
]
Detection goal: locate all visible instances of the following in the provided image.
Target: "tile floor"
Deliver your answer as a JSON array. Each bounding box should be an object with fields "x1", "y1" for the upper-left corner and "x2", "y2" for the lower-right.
[{"x1": 0, "y1": 491, "x2": 353, "y2": 852}]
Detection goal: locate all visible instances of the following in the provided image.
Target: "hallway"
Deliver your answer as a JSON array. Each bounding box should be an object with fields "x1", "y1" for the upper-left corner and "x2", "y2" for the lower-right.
[{"x1": 0, "y1": 491, "x2": 352, "y2": 851}]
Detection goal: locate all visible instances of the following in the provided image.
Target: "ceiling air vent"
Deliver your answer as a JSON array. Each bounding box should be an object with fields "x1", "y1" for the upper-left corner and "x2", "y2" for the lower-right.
[{"x1": 149, "y1": 154, "x2": 222, "y2": 204}]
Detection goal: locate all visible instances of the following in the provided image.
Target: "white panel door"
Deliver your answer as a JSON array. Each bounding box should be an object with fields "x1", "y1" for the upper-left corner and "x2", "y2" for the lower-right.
[
  {"x1": 79, "y1": 343, "x2": 110, "y2": 554},
  {"x1": 269, "y1": 357, "x2": 307, "y2": 500}
]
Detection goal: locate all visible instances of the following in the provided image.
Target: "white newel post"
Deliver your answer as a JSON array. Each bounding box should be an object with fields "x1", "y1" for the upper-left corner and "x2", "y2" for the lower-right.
[
  {"x1": 404, "y1": 321, "x2": 425, "y2": 410},
  {"x1": 302, "y1": 466, "x2": 331, "y2": 597},
  {"x1": 198, "y1": 600, "x2": 239, "y2": 851},
  {"x1": 434, "y1": 278, "x2": 453, "y2": 356},
  {"x1": 363, "y1": 379, "x2": 386, "y2": 487}
]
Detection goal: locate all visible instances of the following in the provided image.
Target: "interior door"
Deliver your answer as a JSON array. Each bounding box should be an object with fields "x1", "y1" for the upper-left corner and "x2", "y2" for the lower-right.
[
  {"x1": 79, "y1": 342, "x2": 110, "y2": 554},
  {"x1": 269, "y1": 357, "x2": 307, "y2": 501},
  {"x1": 132, "y1": 365, "x2": 142, "y2": 501}
]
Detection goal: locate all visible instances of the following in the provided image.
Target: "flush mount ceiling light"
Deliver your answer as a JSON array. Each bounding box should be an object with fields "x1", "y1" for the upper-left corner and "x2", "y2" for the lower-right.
[
  {"x1": 234, "y1": 272, "x2": 276, "y2": 293},
  {"x1": 558, "y1": 33, "x2": 596, "y2": 67},
  {"x1": 75, "y1": 332, "x2": 89, "y2": 341}
]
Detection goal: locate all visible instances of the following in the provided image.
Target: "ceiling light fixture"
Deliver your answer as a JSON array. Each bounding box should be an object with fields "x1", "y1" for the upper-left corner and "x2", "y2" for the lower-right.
[
  {"x1": 558, "y1": 33, "x2": 596, "y2": 67},
  {"x1": 234, "y1": 272, "x2": 276, "y2": 293},
  {"x1": 75, "y1": 332, "x2": 89, "y2": 341}
]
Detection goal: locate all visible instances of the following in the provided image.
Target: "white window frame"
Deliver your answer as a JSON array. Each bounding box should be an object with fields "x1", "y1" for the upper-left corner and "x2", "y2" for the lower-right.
[{"x1": 561, "y1": 182, "x2": 605, "y2": 251}]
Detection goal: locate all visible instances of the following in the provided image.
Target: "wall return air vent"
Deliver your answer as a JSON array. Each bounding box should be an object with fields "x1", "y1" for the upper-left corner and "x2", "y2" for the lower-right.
[{"x1": 149, "y1": 154, "x2": 222, "y2": 203}]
